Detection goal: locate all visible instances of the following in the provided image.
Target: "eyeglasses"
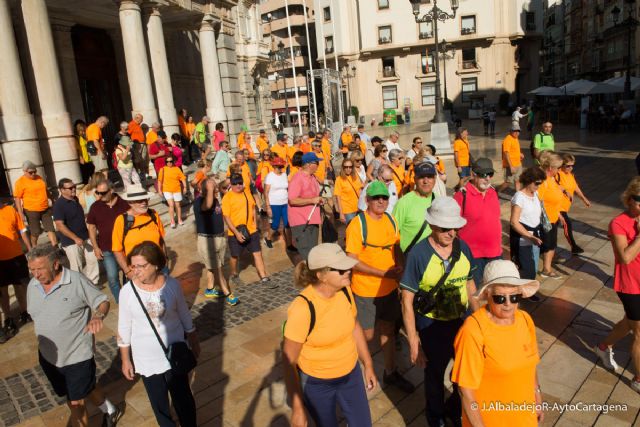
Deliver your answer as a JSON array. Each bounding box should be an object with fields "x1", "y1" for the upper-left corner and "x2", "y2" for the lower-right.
[
  {"x1": 166, "y1": 160, "x2": 174, "y2": 163},
  {"x1": 329, "y1": 268, "x2": 350, "y2": 275},
  {"x1": 631, "y1": 194, "x2": 640, "y2": 202},
  {"x1": 354, "y1": 160, "x2": 363, "y2": 163},
  {"x1": 63, "y1": 185, "x2": 76, "y2": 191},
  {"x1": 343, "y1": 165, "x2": 353, "y2": 169},
  {"x1": 130, "y1": 262, "x2": 150, "y2": 270},
  {"x1": 372, "y1": 195, "x2": 389, "y2": 201},
  {"x1": 563, "y1": 164, "x2": 574, "y2": 168},
  {"x1": 231, "y1": 182, "x2": 244, "y2": 186},
  {"x1": 95, "y1": 190, "x2": 110, "y2": 196},
  {"x1": 398, "y1": 157, "x2": 406, "y2": 161},
  {"x1": 382, "y1": 178, "x2": 393, "y2": 183},
  {"x1": 433, "y1": 225, "x2": 457, "y2": 233},
  {"x1": 382, "y1": 149, "x2": 388, "y2": 152},
  {"x1": 476, "y1": 172, "x2": 494, "y2": 179},
  {"x1": 491, "y1": 294, "x2": 523, "y2": 305},
  {"x1": 533, "y1": 181, "x2": 543, "y2": 186}
]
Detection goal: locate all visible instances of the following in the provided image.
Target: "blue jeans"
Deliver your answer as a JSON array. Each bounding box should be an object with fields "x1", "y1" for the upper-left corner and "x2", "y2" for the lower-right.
[
  {"x1": 518, "y1": 244, "x2": 540, "y2": 280},
  {"x1": 471, "y1": 256, "x2": 503, "y2": 286},
  {"x1": 101, "y1": 251, "x2": 122, "y2": 303},
  {"x1": 299, "y1": 363, "x2": 371, "y2": 427}
]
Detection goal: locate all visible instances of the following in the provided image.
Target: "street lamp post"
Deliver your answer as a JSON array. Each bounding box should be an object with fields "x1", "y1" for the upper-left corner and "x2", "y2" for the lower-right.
[
  {"x1": 343, "y1": 65, "x2": 356, "y2": 118},
  {"x1": 612, "y1": 0, "x2": 637, "y2": 100},
  {"x1": 440, "y1": 39, "x2": 451, "y2": 110},
  {"x1": 271, "y1": 41, "x2": 291, "y2": 127},
  {"x1": 409, "y1": 0, "x2": 459, "y2": 123}
]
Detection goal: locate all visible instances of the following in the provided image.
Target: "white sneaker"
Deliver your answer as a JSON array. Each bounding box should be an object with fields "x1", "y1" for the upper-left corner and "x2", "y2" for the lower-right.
[
  {"x1": 593, "y1": 345, "x2": 620, "y2": 372},
  {"x1": 631, "y1": 379, "x2": 640, "y2": 394}
]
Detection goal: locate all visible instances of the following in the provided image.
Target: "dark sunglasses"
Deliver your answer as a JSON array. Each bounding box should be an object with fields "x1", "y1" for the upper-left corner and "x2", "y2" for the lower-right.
[
  {"x1": 63, "y1": 185, "x2": 76, "y2": 190},
  {"x1": 476, "y1": 172, "x2": 494, "y2": 178},
  {"x1": 343, "y1": 165, "x2": 353, "y2": 169},
  {"x1": 372, "y1": 195, "x2": 389, "y2": 201},
  {"x1": 631, "y1": 194, "x2": 640, "y2": 202},
  {"x1": 491, "y1": 294, "x2": 523, "y2": 305},
  {"x1": 231, "y1": 182, "x2": 244, "y2": 186},
  {"x1": 533, "y1": 180, "x2": 543, "y2": 186},
  {"x1": 95, "y1": 190, "x2": 110, "y2": 196},
  {"x1": 382, "y1": 149, "x2": 388, "y2": 152},
  {"x1": 330, "y1": 268, "x2": 350, "y2": 275},
  {"x1": 433, "y1": 225, "x2": 456, "y2": 232}
]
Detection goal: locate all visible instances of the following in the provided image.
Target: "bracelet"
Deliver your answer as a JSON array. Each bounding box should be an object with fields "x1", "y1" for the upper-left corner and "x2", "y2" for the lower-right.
[{"x1": 93, "y1": 312, "x2": 105, "y2": 320}]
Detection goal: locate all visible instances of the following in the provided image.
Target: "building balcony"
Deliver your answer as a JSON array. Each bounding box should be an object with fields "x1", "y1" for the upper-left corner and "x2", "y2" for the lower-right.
[
  {"x1": 267, "y1": 55, "x2": 308, "y2": 72},
  {"x1": 262, "y1": 14, "x2": 306, "y2": 34},
  {"x1": 271, "y1": 96, "x2": 309, "y2": 110},
  {"x1": 270, "y1": 75, "x2": 308, "y2": 92},
  {"x1": 260, "y1": 0, "x2": 305, "y2": 12}
]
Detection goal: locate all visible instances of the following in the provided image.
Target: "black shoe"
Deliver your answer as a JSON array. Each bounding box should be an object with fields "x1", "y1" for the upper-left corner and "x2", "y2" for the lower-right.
[
  {"x1": 261, "y1": 277, "x2": 278, "y2": 289},
  {"x1": 286, "y1": 245, "x2": 298, "y2": 253},
  {"x1": 4, "y1": 319, "x2": 17, "y2": 338},
  {"x1": 264, "y1": 238, "x2": 273, "y2": 249},
  {"x1": 571, "y1": 246, "x2": 585, "y2": 254},
  {"x1": 383, "y1": 369, "x2": 415, "y2": 393},
  {"x1": 19, "y1": 312, "x2": 32, "y2": 325},
  {"x1": 101, "y1": 404, "x2": 123, "y2": 427}
]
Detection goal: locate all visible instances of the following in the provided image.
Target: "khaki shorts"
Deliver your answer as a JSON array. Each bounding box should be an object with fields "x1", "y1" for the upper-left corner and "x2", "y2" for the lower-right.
[
  {"x1": 354, "y1": 290, "x2": 401, "y2": 330},
  {"x1": 197, "y1": 234, "x2": 227, "y2": 269},
  {"x1": 24, "y1": 208, "x2": 55, "y2": 236},
  {"x1": 504, "y1": 165, "x2": 523, "y2": 184}
]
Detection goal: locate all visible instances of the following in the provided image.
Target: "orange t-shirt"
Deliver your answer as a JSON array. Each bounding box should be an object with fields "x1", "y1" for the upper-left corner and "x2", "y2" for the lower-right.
[
  {"x1": 300, "y1": 142, "x2": 312, "y2": 153},
  {"x1": 346, "y1": 211, "x2": 400, "y2": 297},
  {"x1": 271, "y1": 143, "x2": 288, "y2": 163},
  {"x1": 178, "y1": 115, "x2": 187, "y2": 138},
  {"x1": 537, "y1": 176, "x2": 564, "y2": 223},
  {"x1": 221, "y1": 190, "x2": 257, "y2": 236},
  {"x1": 112, "y1": 211, "x2": 165, "y2": 255},
  {"x1": 358, "y1": 141, "x2": 366, "y2": 155},
  {"x1": 288, "y1": 166, "x2": 300, "y2": 182},
  {"x1": 436, "y1": 157, "x2": 446, "y2": 174},
  {"x1": 405, "y1": 165, "x2": 415, "y2": 190},
  {"x1": 287, "y1": 145, "x2": 301, "y2": 165},
  {"x1": 257, "y1": 135, "x2": 270, "y2": 155},
  {"x1": 185, "y1": 123, "x2": 195, "y2": 141},
  {"x1": 0, "y1": 205, "x2": 27, "y2": 260},
  {"x1": 14, "y1": 175, "x2": 48, "y2": 212},
  {"x1": 146, "y1": 130, "x2": 158, "y2": 146},
  {"x1": 334, "y1": 175, "x2": 363, "y2": 215},
  {"x1": 158, "y1": 166, "x2": 186, "y2": 193},
  {"x1": 454, "y1": 138, "x2": 470, "y2": 167},
  {"x1": 452, "y1": 308, "x2": 539, "y2": 427},
  {"x1": 128, "y1": 120, "x2": 144, "y2": 143},
  {"x1": 321, "y1": 138, "x2": 332, "y2": 163},
  {"x1": 237, "y1": 133, "x2": 255, "y2": 159},
  {"x1": 340, "y1": 132, "x2": 353, "y2": 154},
  {"x1": 226, "y1": 162, "x2": 252, "y2": 197},
  {"x1": 284, "y1": 285, "x2": 358, "y2": 379},
  {"x1": 86, "y1": 123, "x2": 102, "y2": 149},
  {"x1": 192, "y1": 170, "x2": 206, "y2": 187},
  {"x1": 502, "y1": 134, "x2": 522, "y2": 168},
  {"x1": 314, "y1": 157, "x2": 327, "y2": 183},
  {"x1": 390, "y1": 164, "x2": 405, "y2": 194},
  {"x1": 258, "y1": 161, "x2": 274, "y2": 183},
  {"x1": 556, "y1": 170, "x2": 578, "y2": 212}
]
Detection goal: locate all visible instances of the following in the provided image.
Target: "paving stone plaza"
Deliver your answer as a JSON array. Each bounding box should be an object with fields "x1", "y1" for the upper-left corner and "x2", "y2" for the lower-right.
[{"x1": 2, "y1": 118, "x2": 640, "y2": 426}]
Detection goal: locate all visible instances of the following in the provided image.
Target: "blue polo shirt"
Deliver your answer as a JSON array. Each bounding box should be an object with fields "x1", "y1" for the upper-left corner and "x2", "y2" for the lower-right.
[
  {"x1": 53, "y1": 196, "x2": 88, "y2": 247},
  {"x1": 400, "y1": 238, "x2": 475, "y2": 321}
]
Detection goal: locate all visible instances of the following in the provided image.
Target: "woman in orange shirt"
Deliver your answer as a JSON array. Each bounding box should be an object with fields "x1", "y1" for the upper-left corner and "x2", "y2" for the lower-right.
[
  {"x1": 283, "y1": 244, "x2": 376, "y2": 427},
  {"x1": 557, "y1": 153, "x2": 591, "y2": 254},
  {"x1": 453, "y1": 260, "x2": 542, "y2": 427},
  {"x1": 537, "y1": 151, "x2": 565, "y2": 278},
  {"x1": 333, "y1": 158, "x2": 363, "y2": 225},
  {"x1": 289, "y1": 151, "x2": 303, "y2": 182},
  {"x1": 158, "y1": 156, "x2": 187, "y2": 228},
  {"x1": 388, "y1": 149, "x2": 406, "y2": 195}
]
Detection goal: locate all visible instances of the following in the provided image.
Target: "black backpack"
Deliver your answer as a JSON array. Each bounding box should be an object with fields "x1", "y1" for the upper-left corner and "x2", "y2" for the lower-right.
[{"x1": 283, "y1": 288, "x2": 353, "y2": 341}]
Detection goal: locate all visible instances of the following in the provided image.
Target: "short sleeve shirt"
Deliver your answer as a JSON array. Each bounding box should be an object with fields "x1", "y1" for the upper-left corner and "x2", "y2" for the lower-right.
[
  {"x1": 86, "y1": 197, "x2": 131, "y2": 252},
  {"x1": 112, "y1": 211, "x2": 165, "y2": 255},
  {"x1": 609, "y1": 212, "x2": 640, "y2": 294},
  {"x1": 537, "y1": 176, "x2": 563, "y2": 223},
  {"x1": 271, "y1": 143, "x2": 288, "y2": 162},
  {"x1": 453, "y1": 138, "x2": 470, "y2": 167},
  {"x1": 453, "y1": 184, "x2": 502, "y2": 259},
  {"x1": 158, "y1": 166, "x2": 186, "y2": 193},
  {"x1": 400, "y1": 238, "x2": 475, "y2": 321},
  {"x1": 392, "y1": 191, "x2": 434, "y2": 252},
  {"x1": 53, "y1": 197, "x2": 89, "y2": 247},
  {"x1": 14, "y1": 175, "x2": 49, "y2": 212},
  {"x1": 284, "y1": 285, "x2": 358, "y2": 379},
  {"x1": 346, "y1": 212, "x2": 399, "y2": 297},
  {"x1": 0, "y1": 205, "x2": 27, "y2": 260},
  {"x1": 221, "y1": 190, "x2": 257, "y2": 236},
  {"x1": 86, "y1": 123, "x2": 102, "y2": 146},
  {"x1": 502, "y1": 134, "x2": 522, "y2": 168},
  {"x1": 556, "y1": 170, "x2": 577, "y2": 212},
  {"x1": 533, "y1": 133, "x2": 555, "y2": 152},
  {"x1": 288, "y1": 171, "x2": 321, "y2": 227},
  {"x1": 334, "y1": 175, "x2": 362, "y2": 215},
  {"x1": 264, "y1": 172, "x2": 289, "y2": 205}
]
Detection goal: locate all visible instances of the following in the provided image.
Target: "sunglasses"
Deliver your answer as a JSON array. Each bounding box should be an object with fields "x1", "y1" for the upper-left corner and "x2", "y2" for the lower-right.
[
  {"x1": 382, "y1": 149, "x2": 388, "y2": 152},
  {"x1": 354, "y1": 160, "x2": 363, "y2": 163},
  {"x1": 491, "y1": 294, "x2": 523, "y2": 305},
  {"x1": 433, "y1": 225, "x2": 457, "y2": 232},
  {"x1": 166, "y1": 160, "x2": 174, "y2": 163},
  {"x1": 382, "y1": 178, "x2": 393, "y2": 183},
  {"x1": 476, "y1": 172, "x2": 494, "y2": 178},
  {"x1": 563, "y1": 164, "x2": 574, "y2": 168},
  {"x1": 343, "y1": 165, "x2": 353, "y2": 169},
  {"x1": 631, "y1": 194, "x2": 640, "y2": 202},
  {"x1": 231, "y1": 182, "x2": 244, "y2": 186},
  {"x1": 372, "y1": 195, "x2": 389, "y2": 201},
  {"x1": 533, "y1": 180, "x2": 543, "y2": 186},
  {"x1": 63, "y1": 185, "x2": 76, "y2": 190},
  {"x1": 330, "y1": 268, "x2": 350, "y2": 275},
  {"x1": 95, "y1": 190, "x2": 110, "y2": 196}
]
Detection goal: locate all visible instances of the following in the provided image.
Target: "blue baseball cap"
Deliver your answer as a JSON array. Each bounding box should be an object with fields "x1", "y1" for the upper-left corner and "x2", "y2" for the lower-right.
[{"x1": 302, "y1": 152, "x2": 323, "y2": 165}]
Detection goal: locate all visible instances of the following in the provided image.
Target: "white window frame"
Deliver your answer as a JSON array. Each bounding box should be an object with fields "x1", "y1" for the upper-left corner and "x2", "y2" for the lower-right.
[
  {"x1": 382, "y1": 85, "x2": 398, "y2": 109},
  {"x1": 461, "y1": 15, "x2": 476, "y2": 35},
  {"x1": 461, "y1": 77, "x2": 477, "y2": 103},
  {"x1": 421, "y1": 83, "x2": 436, "y2": 105},
  {"x1": 418, "y1": 21, "x2": 433, "y2": 39},
  {"x1": 378, "y1": 25, "x2": 392, "y2": 44}
]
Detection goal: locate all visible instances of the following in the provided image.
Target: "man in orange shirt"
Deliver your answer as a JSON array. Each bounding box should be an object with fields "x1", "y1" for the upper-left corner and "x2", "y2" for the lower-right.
[
  {"x1": 256, "y1": 129, "x2": 270, "y2": 155},
  {"x1": 287, "y1": 136, "x2": 303, "y2": 165},
  {"x1": 497, "y1": 126, "x2": 524, "y2": 192},
  {"x1": 85, "y1": 116, "x2": 109, "y2": 171},
  {"x1": 0, "y1": 195, "x2": 32, "y2": 341},
  {"x1": 13, "y1": 161, "x2": 57, "y2": 246},
  {"x1": 271, "y1": 133, "x2": 289, "y2": 163},
  {"x1": 300, "y1": 132, "x2": 313, "y2": 153},
  {"x1": 339, "y1": 125, "x2": 352, "y2": 158},
  {"x1": 453, "y1": 127, "x2": 471, "y2": 190},
  {"x1": 146, "y1": 122, "x2": 161, "y2": 146},
  {"x1": 128, "y1": 113, "x2": 145, "y2": 143},
  {"x1": 320, "y1": 129, "x2": 334, "y2": 176},
  {"x1": 178, "y1": 108, "x2": 188, "y2": 140},
  {"x1": 345, "y1": 182, "x2": 414, "y2": 393}
]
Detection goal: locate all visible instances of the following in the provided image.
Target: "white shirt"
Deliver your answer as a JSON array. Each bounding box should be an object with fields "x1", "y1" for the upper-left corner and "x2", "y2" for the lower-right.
[
  {"x1": 385, "y1": 139, "x2": 402, "y2": 152},
  {"x1": 264, "y1": 171, "x2": 289, "y2": 205},
  {"x1": 356, "y1": 165, "x2": 367, "y2": 184},
  {"x1": 358, "y1": 181, "x2": 398, "y2": 213},
  {"x1": 512, "y1": 110, "x2": 524, "y2": 122},
  {"x1": 117, "y1": 276, "x2": 195, "y2": 377},
  {"x1": 511, "y1": 191, "x2": 542, "y2": 246},
  {"x1": 406, "y1": 148, "x2": 420, "y2": 160}
]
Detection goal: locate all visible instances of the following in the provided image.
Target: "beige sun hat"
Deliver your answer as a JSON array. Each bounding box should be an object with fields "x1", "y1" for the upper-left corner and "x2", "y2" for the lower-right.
[
  {"x1": 475, "y1": 260, "x2": 540, "y2": 302},
  {"x1": 121, "y1": 184, "x2": 151, "y2": 201},
  {"x1": 307, "y1": 243, "x2": 358, "y2": 271}
]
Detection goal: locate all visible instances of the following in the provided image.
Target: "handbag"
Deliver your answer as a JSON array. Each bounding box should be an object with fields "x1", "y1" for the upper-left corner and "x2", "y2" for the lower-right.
[
  {"x1": 236, "y1": 192, "x2": 252, "y2": 240},
  {"x1": 321, "y1": 210, "x2": 338, "y2": 243},
  {"x1": 413, "y1": 239, "x2": 461, "y2": 316},
  {"x1": 129, "y1": 281, "x2": 197, "y2": 379},
  {"x1": 538, "y1": 196, "x2": 553, "y2": 233}
]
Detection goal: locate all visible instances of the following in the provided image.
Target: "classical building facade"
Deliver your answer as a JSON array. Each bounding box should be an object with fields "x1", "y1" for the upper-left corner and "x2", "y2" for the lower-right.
[
  {"x1": 313, "y1": 0, "x2": 543, "y2": 123},
  {"x1": 0, "y1": 0, "x2": 269, "y2": 192}
]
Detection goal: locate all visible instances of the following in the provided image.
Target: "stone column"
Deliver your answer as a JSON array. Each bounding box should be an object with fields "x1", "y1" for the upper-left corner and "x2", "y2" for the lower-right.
[
  {"x1": 144, "y1": 5, "x2": 178, "y2": 134},
  {"x1": 0, "y1": 0, "x2": 43, "y2": 187},
  {"x1": 21, "y1": 0, "x2": 81, "y2": 183},
  {"x1": 118, "y1": 0, "x2": 159, "y2": 124},
  {"x1": 199, "y1": 15, "x2": 227, "y2": 131},
  {"x1": 51, "y1": 19, "x2": 85, "y2": 123}
]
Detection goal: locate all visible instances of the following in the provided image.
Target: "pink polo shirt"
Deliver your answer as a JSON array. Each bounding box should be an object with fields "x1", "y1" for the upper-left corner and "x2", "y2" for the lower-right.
[
  {"x1": 609, "y1": 211, "x2": 640, "y2": 294},
  {"x1": 288, "y1": 170, "x2": 321, "y2": 227},
  {"x1": 453, "y1": 182, "x2": 502, "y2": 258}
]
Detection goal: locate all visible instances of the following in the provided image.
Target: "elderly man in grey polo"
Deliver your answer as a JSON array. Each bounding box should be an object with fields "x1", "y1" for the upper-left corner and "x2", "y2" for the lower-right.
[{"x1": 26, "y1": 244, "x2": 121, "y2": 426}]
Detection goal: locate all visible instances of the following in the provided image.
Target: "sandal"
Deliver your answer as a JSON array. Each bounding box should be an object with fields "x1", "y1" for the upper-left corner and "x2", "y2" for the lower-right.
[{"x1": 539, "y1": 270, "x2": 561, "y2": 279}]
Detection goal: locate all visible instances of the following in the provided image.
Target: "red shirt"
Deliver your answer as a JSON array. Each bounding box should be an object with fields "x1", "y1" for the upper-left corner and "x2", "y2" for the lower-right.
[
  {"x1": 86, "y1": 197, "x2": 130, "y2": 252},
  {"x1": 148, "y1": 141, "x2": 171, "y2": 171},
  {"x1": 453, "y1": 182, "x2": 502, "y2": 258},
  {"x1": 609, "y1": 211, "x2": 640, "y2": 294}
]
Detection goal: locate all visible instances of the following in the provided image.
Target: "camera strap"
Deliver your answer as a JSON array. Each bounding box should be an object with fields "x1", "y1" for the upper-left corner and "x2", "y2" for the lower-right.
[{"x1": 419, "y1": 238, "x2": 462, "y2": 301}]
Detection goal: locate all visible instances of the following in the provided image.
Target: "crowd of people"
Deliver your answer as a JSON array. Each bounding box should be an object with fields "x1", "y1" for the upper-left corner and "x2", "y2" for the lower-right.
[{"x1": 0, "y1": 109, "x2": 639, "y2": 427}]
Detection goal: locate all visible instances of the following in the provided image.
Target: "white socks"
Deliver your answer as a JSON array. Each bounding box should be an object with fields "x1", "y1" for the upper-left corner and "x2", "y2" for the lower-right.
[{"x1": 99, "y1": 399, "x2": 117, "y2": 415}]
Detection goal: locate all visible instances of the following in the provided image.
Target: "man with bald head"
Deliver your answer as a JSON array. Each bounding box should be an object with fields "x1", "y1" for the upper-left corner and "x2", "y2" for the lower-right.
[{"x1": 86, "y1": 116, "x2": 109, "y2": 171}]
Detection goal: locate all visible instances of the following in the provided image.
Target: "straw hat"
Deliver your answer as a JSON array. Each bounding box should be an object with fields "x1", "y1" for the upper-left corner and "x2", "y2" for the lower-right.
[{"x1": 475, "y1": 260, "x2": 540, "y2": 302}]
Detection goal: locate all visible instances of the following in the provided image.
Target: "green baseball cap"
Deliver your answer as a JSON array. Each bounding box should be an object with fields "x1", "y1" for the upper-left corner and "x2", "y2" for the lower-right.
[{"x1": 366, "y1": 181, "x2": 390, "y2": 198}]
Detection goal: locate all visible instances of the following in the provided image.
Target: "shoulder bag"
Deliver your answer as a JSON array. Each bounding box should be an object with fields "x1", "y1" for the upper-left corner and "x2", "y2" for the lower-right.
[
  {"x1": 129, "y1": 281, "x2": 197, "y2": 380},
  {"x1": 236, "y1": 192, "x2": 252, "y2": 240},
  {"x1": 413, "y1": 239, "x2": 462, "y2": 316},
  {"x1": 537, "y1": 194, "x2": 553, "y2": 233}
]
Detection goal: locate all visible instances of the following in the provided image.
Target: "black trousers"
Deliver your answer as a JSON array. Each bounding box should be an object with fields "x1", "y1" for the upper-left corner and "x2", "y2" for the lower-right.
[
  {"x1": 419, "y1": 318, "x2": 464, "y2": 427},
  {"x1": 560, "y1": 211, "x2": 578, "y2": 249},
  {"x1": 142, "y1": 371, "x2": 196, "y2": 427}
]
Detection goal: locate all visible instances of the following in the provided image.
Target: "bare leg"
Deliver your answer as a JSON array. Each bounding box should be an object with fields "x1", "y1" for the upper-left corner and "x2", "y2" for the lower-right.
[
  {"x1": 229, "y1": 256, "x2": 239, "y2": 277},
  {"x1": 167, "y1": 200, "x2": 175, "y2": 225},
  {"x1": 205, "y1": 270, "x2": 215, "y2": 290},
  {"x1": 214, "y1": 268, "x2": 231, "y2": 295},
  {"x1": 0, "y1": 287, "x2": 10, "y2": 323},
  {"x1": 13, "y1": 285, "x2": 27, "y2": 313},
  {"x1": 284, "y1": 227, "x2": 293, "y2": 247},
  {"x1": 542, "y1": 250, "x2": 554, "y2": 273},
  {"x1": 252, "y1": 251, "x2": 268, "y2": 278},
  {"x1": 176, "y1": 202, "x2": 183, "y2": 224},
  {"x1": 602, "y1": 317, "x2": 631, "y2": 347},
  {"x1": 630, "y1": 320, "x2": 640, "y2": 381},
  {"x1": 47, "y1": 231, "x2": 58, "y2": 246},
  {"x1": 30, "y1": 233, "x2": 39, "y2": 247},
  {"x1": 67, "y1": 400, "x2": 89, "y2": 427}
]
